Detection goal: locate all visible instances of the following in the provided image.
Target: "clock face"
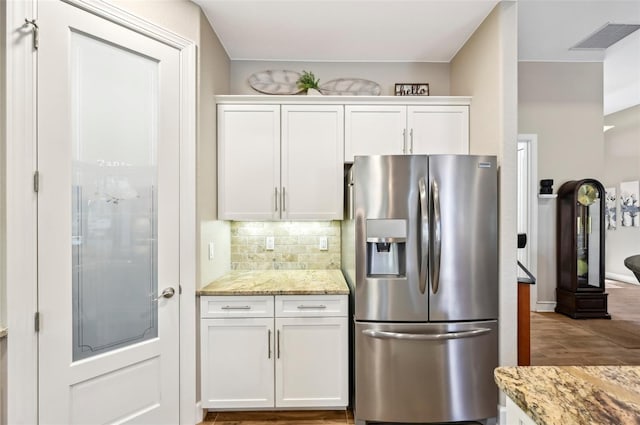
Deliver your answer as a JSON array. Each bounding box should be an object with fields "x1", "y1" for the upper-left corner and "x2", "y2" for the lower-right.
[{"x1": 577, "y1": 183, "x2": 598, "y2": 206}]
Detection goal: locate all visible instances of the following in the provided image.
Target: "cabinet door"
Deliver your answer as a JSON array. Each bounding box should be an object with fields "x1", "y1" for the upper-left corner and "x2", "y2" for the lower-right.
[
  {"x1": 281, "y1": 105, "x2": 344, "y2": 220},
  {"x1": 407, "y1": 105, "x2": 469, "y2": 155},
  {"x1": 218, "y1": 104, "x2": 280, "y2": 220},
  {"x1": 201, "y1": 318, "x2": 274, "y2": 409},
  {"x1": 344, "y1": 105, "x2": 407, "y2": 161},
  {"x1": 275, "y1": 317, "x2": 348, "y2": 408}
]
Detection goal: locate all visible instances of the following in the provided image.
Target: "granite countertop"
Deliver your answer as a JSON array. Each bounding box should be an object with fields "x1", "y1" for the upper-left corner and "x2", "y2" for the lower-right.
[
  {"x1": 495, "y1": 366, "x2": 640, "y2": 424},
  {"x1": 198, "y1": 270, "x2": 350, "y2": 296}
]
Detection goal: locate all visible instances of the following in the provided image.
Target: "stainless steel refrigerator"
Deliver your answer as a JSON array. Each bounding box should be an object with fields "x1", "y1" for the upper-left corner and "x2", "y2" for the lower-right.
[{"x1": 343, "y1": 154, "x2": 498, "y2": 424}]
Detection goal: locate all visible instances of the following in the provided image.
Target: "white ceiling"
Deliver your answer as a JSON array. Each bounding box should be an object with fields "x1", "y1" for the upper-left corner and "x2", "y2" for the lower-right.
[{"x1": 193, "y1": 0, "x2": 640, "y2": 63}]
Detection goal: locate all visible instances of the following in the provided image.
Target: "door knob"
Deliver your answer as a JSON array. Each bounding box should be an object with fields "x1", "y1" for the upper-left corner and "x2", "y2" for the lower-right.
[{"x1": 154, "y1": 287, "x2": 175, "y2": 301}]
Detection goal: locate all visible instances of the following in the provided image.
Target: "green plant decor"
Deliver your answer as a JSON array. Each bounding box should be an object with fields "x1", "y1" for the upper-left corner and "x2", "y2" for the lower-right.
[{"x1": 297, "y1": 70, "x2": 320, "y2": 92}]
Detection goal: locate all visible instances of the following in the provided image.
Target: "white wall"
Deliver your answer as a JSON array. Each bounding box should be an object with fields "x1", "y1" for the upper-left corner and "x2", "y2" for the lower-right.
[
  {"x1": 519, "y1": 61, "x2": 605, "y2": 304},
  {"x1": 230, "y1": 61, "x2": 451, "y2": 96},
  {"x1": 604, "y1": 30, "x2": 640, "y2": 116},
  {"x1": 604, "y1": 105, "x2": 640, "y2": 283},
  {"x1": 451, "y1": 1, "x2": 519, "y2": 374}
]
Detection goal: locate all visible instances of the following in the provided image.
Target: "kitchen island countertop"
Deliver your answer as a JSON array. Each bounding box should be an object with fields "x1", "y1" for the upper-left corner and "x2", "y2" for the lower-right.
[
  {"x1": 495, "y1": 365, "x2": 640, "y2": 425},
  {"x1": 198, "y1": 269, "x2": 350, "y2": 296}
]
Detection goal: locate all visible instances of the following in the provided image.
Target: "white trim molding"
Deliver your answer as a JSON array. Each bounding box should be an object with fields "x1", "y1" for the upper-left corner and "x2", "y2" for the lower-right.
[
  {"x1": 6, "y1": 0, "x2": 39, "y2": 423},
  {"x1": 606, "y1": 272, "x2": 639, "y2": 285},
  {"x1": 535, "y1": 301, "x2": 557, "y2": 313}
]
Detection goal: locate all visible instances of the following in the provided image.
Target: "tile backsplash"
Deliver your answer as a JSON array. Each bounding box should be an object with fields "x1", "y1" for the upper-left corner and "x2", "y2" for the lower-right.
[{"x1": 231, "y1": 222, "x2": 341, "y2": 270}]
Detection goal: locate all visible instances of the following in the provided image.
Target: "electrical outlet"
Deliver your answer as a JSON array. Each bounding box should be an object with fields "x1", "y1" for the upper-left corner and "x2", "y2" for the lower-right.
[
  {"x1": 266, "y1": 236, "x2": 275, "y2": 251},
  {"x1": 319, "y1": 236, "x2": 328, "y2": 251},
  {"x1": 208, "y1": 242, "x2": 215, "y2": 260}
]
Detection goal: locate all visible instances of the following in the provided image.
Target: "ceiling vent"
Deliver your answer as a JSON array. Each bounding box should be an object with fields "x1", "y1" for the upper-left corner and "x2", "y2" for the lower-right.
[{"x1": 571, "y1": 23, "x2": 640, "y2": 49}]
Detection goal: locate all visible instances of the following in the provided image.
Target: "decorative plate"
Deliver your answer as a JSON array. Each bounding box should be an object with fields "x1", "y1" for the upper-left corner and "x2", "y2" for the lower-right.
[
  {"x1": 248, "y1": 70, "x2": 303, "y2": 95},
  {"x1": 319, "y1": 78, "x2": 381, "y2": 95}
]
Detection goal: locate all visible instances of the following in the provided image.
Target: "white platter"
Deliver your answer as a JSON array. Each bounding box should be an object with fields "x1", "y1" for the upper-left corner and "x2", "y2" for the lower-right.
[
  {"x1": 320, "y1": 78, "x2": 381, "y2": 95},
  {"x1": 248, "y1": 70, "x2": 303, "y2": 95}
]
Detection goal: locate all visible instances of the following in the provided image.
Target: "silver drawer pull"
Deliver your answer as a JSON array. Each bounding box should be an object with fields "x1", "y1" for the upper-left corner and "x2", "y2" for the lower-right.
[
  {"x1": 221, "y1": 305, "x2": 251, "y2": 310},
  {"x1": 297, "y1": 304, "x2": 327, "y2": 309}
]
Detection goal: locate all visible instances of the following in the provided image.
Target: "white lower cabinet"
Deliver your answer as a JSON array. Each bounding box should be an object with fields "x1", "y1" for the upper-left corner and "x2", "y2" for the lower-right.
[
  {"x1": 505, "y1": 397, "x2": 536, "y2": 425},
  {"x1": 201, "y1": 294, "x2": 348, "y2": 410}
]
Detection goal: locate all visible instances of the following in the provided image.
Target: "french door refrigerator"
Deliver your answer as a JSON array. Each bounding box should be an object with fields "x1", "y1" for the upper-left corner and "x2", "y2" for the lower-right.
[{"x1": 351, "y1": 154, "x2": 498, "y2": 424}]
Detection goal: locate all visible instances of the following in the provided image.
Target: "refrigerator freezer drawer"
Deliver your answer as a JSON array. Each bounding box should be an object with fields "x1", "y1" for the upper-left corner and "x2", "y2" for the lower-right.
[{"x1": 355, "y1": 320, "x2": 498, "y2": 423}]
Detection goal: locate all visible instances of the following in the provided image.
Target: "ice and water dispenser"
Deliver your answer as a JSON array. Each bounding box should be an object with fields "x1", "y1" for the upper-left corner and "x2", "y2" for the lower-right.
[{"x1": 366, "y1": 219, "x2": 407, "y2": 277}]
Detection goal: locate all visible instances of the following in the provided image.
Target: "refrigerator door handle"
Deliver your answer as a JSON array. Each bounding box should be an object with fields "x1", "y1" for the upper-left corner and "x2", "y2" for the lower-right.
[
  {"x1": 431, "y1": 179, "x2": 442, "y2": 294},
  {"x1": 418, "y1": 177, "x2": 429, "y2": 295},
  {"x1": 362, "y1": 328, "x2": 491, "y2": 341}
]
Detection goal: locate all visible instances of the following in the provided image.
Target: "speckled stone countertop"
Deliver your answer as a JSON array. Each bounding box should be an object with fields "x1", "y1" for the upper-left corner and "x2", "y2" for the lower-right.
[
  {"x1": 198, "y1": 270, "x2": 350, "y2": 296},
  {"x1": 495, "y1": 366, "x2": 640, "y2": 424}
]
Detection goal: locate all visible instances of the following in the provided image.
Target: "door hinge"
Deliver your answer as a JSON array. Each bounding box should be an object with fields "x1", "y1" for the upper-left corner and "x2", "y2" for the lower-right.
[
  {"x1": 24, "y1": 18, "x2": 39, "y2": 50},
  {"x1": 179, "y1": 285, "x2": 182, "y2": 295},
  {"x1": 33, "y1": 171, "x2": 39, "y2": 193},
  {"x1": 34, "y1": 312, "x2": 40, "y2": 332}
]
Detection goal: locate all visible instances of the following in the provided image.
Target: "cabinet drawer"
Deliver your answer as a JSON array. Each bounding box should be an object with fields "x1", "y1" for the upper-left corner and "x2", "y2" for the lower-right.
[
  {"x1": 201, "y1": 296, "x2": 274, "y2": 318},
  {"x1": 275, "y1": 295, "x2": 348, "y2": 317}
]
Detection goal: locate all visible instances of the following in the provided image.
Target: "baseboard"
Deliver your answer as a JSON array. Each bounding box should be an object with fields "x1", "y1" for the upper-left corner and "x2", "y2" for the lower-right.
[
  {"x1": 195, "y1": 401, "x2": 205, "y2": 423},
  {"x1": 498, "y1": 404, "x2": 507, "y2": 425},
  {"x1": 606, "y1": 272, "x2": 639, "y2": 285},
  {"x1": 535, "y1": 301, "x2": 556, "y2": 312}
]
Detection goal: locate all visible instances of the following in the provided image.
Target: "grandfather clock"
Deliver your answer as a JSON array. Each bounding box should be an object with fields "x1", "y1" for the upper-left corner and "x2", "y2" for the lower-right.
[{"x1": 556, "y1": 179, "x2": 610, "y2": 319}]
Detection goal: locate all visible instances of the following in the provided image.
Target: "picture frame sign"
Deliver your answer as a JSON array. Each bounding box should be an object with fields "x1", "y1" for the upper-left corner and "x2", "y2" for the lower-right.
[{"x1": 395, "y1": 83, "x2": 429, "y2": 96}]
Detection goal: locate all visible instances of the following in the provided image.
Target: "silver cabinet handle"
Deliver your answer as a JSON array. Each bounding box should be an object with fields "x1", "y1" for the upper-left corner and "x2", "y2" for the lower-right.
[
  {"x1": 282, "y1": 187, "x2": 286, "y2": 212},
  {"x1": 402, "y1": 128, "x2": 407, "y2": 153},
  {"x1": 221, "y1": 305, "x2": 251, "y2": 310},
  {"x1": 362, "y1": 328, "x2": 491, "y2": 341},
  {"x1": 418, "y1": 177, "x2": 429, "y2": 295},
  {"x1": 274, "y1": 187, "x2": 278, "y2": 212},
  {"x1": 409, "y1": 128, "x2": 414, "y2": 153},
  {"x1": 297, "y1": 304, "x2": 327, "y2": 309},
  {"x1": 153, "y1": 287, "x2": 175, "y2": 301},
  {"x1": 277, "y1": 329, "x2": 281, "y2": 359},
  {"x1": 268, "y1": 329, "x2": 272, "y2": 359},
  {"x1": 431, "y1": 179, "x2": 441, "y2": 295}
]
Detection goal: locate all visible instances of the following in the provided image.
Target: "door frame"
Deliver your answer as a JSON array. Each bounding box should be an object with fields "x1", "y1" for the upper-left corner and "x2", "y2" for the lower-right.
[
  {"x1": 517, "y1": 134, "x2": 539, "y2": 311},
  {"x1": 5, "y1": 1, "x2": 197, "y2": 423}
]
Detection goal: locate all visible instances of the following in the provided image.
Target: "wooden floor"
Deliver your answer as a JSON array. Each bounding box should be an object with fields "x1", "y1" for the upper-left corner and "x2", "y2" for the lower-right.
[
  {"x1": 200, "y1": 410, "x2": 354, "y2": 425},
  {"x1": 531, "y1": 280, "x2": 640, "y2": 365}
]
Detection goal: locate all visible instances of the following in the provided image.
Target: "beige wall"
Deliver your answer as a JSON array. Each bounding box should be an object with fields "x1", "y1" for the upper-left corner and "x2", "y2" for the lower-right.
[
  {"x1": 197, "y1": 11, "x2": 231, "y2": 288},
  {"x1": 604, "y1": 105, "x2": 640, "y2": 282},
  {"x1": 451, "y1": 2, "x2": 519, "y2": 373},
  {"x1": 519, "y1": 62, "x2": 605, "y2": 303},
  {"x1": 230, "y1": 61, "x2": 450, "y2": 96}
]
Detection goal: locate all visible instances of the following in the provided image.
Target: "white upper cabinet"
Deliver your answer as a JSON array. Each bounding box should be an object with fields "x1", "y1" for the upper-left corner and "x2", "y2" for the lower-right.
[
  {"x1": 218, "y1": 104, "x2": 280, "y2": 220},
  {"x1": 407, "y1": 105, "x2": 469, "y2": 155},
  {"x1": 281, "y1": 105, "x2": 344, "y2": 220},
  {"x1": 345, "y1": 105, "x2": 407, "y2": 159},
  {"x1": 218, "y1": 102, "x2": 344, "y2": 221},
  {"x1": 345, "y1": 103, "x2": 469, "y2": 162}
]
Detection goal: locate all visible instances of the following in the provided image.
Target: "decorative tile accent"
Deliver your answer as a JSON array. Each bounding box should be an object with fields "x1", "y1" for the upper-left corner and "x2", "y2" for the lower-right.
[{"x1": 230, "y1": 221, "x2": 341, "y2": 270}]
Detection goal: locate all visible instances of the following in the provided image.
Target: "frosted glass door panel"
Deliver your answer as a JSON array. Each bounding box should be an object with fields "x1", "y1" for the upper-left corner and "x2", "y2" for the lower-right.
[{"x1": 71, "y1": 32, "x2": 159, "y2": 361}]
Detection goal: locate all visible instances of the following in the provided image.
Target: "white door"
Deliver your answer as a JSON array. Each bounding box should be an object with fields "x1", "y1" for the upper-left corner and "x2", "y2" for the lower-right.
[
  {"x1": 217, "y1": 104, "x2": 281, "y2": 220},
  {"x1": 344, "y1": 105, "x2": 407, "y2": 161},
  {"x1": 281, "y1": 105, "x2": 344, "y2": 220},
  {"x1": 407, "y1": 105, "x2": 469, "y2": 155},
  {"x1": 37, "y1": 1, "x2": 181, "y2": 423},
  {"x1": 275, "y1": 317, "x2": 348, "y2": 408}
]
